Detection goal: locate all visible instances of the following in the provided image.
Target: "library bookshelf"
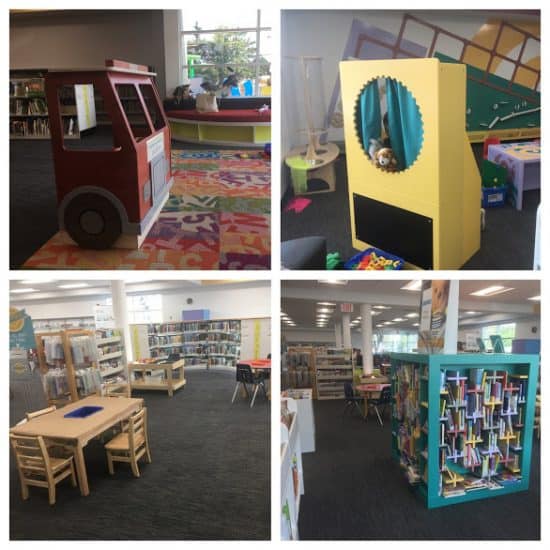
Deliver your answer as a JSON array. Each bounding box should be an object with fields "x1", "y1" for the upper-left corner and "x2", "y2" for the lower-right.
[{"x1": 391, "y1": 353, "x2": 538, "y2": 508}]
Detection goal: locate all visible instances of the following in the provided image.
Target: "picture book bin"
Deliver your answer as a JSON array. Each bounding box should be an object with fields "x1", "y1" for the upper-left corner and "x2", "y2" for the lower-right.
[
  {"x1": 340, "y1": 58, "x2": 481, "y2": 269},
  {"x1": 390, "y1": 353, "x2": 538, "y2": 508}
]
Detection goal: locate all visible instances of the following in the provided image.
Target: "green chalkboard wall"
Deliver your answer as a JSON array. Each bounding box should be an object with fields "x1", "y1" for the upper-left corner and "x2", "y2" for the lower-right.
[{"x1": 435, "y1": 53, "x2": 540, "y2": 133}]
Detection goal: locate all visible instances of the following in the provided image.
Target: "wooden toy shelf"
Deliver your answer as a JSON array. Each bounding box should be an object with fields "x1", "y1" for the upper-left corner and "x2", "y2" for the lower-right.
[
  {"x1": 128, "y1": 359, "x2": 186, "y2": 397},
  {"x1": 390, "y1": 353, "x2": 538, "y2": 508}
]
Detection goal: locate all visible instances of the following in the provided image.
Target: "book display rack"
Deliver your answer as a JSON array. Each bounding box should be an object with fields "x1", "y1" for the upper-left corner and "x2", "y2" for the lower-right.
[{"x1": 391, "y1": 353, "x2": 538, "y2": 508}]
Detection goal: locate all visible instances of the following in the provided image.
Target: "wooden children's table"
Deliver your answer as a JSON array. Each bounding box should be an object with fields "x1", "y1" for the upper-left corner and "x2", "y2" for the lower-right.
[
  {"x1": 10, "y1": 395, "x2": 144, "y2": 496},
  {"x1": 128, "y1": 359, "x2": 186, "y2": 397},
  {"x1": 487, "y1": 141, "x2": 541, "y2": 211}
]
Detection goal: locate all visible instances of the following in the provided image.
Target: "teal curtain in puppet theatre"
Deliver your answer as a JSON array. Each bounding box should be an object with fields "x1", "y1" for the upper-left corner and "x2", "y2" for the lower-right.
[
  {"x1": 359, "y1": 82, "x2": 381, "y2": 152},
  {"x1": 385, "y1": 78, "x2": 423, "y2": 170}
]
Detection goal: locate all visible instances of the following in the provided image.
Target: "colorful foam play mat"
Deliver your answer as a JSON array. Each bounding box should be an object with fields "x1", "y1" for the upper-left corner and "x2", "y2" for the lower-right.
[{"x1": 23, "y1": 150, "x2": 270, "y2": 270}]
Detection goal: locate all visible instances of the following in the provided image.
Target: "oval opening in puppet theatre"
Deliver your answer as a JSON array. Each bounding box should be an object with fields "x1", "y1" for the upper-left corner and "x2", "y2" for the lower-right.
[{"x1": 354, "y1": 77, "x2": 424, "y2": 173}]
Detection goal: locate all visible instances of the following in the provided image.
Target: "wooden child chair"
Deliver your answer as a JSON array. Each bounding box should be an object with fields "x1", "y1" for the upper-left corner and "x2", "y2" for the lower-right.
[
  {"x1": 104, "y1": 407, "x2": 151, "y2": 478},
  {"x1": 26, "y1": 405, "x2": 57, "y2": 421},
  {"x1": 10, "y1": 434, "x2": 78, "y2": 505}
]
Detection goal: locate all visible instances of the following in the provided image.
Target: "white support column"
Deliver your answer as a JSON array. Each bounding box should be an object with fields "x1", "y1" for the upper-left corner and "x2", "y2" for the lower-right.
[
  {"x1": 111, "y1": 281, "x2": 132, "y2": 362},
  {"x1": 444, "y1": 281, "x2": 460, "y2": 354},
  {"x1": 360, "y1": 304, "x2": 373, "y2": 375},
  {"x1": 334, "y1": 322, "x2": 343, "y2": 348},
  {"x1": 163, "y1": 9, "x2": 184, "y2": 94},
  {"x1": 342, "y1": 313, "x2": 351, "y2": 349}
]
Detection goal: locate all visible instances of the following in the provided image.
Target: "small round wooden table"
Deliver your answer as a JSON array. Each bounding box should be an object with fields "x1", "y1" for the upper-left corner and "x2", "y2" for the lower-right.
[{"x1": 285, "y1": 142, "x2": 339, "y2": 195}]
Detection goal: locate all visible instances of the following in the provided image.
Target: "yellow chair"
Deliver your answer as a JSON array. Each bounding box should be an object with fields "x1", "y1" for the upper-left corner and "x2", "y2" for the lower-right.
[
  {"x1": 26, "y1": 405, "x2": 56, "y2": 421},
  {"x1": 104, "y1": 407, "x2": 151, "y2": 478},
  {"x1": 10, "y1": 434, "x2": 77, "y2": 505}
]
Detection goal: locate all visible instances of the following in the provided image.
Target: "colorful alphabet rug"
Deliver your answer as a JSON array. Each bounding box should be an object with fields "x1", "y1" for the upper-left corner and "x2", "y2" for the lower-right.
[{"x1": 23, "y1": 150, "x2": 271, "y2": 270}]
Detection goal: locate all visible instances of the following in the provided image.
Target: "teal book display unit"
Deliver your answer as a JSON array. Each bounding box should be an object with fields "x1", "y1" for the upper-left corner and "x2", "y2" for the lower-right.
[{"x1": 390, "y1": 353, "x2": 539, "y2": 508}]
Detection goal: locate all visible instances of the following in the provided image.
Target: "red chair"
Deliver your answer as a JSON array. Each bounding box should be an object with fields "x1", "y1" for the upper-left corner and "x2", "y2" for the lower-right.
[{"x1": 483, "y1": 137, "x2": 501, "y2": 159}]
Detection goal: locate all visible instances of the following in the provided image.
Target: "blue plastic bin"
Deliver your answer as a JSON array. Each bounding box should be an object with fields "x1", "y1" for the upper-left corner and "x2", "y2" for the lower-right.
[
  {"x1": 64, "y1": 406, "x2": 104, "y2": 418},
  {"x1": 344, "y1": 247, "x2": 404, "y2": 270},
  {"x1": 482, "y1": 186, "x2": 506, "y2": 207}
]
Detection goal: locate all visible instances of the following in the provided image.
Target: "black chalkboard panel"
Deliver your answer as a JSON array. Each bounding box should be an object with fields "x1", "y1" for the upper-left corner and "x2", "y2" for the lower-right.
[{"x1": 353, "y1": 194, "x2": 433, "y2": 269}]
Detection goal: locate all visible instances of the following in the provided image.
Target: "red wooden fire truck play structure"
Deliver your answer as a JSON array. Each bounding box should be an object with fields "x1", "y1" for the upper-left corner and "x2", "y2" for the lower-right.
[{"x1": 45, "y1": 60, "x2": 173, "y2": 249}]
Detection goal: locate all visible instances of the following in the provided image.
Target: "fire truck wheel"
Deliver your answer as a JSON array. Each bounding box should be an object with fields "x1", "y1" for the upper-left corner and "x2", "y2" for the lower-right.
[{"x1": 64, "y1": 193, "x2": 122, "y2": 249}]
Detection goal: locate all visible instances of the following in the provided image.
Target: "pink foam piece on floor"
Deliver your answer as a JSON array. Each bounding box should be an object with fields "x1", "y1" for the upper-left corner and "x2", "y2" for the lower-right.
[{"x1": 285, "y1": 197, "x2": 312, "y2": 213}]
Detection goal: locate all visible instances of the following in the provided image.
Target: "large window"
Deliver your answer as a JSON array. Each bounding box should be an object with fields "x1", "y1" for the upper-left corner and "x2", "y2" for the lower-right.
[
  {"x1": 181, "y1": 9, "x2": 272, "y2": 97},
  {"x1": 378, "y1": 331, "x2": 418, "y2": 353},
  {"x1": 481, "y1": 323, "x2": 516, "y2": 353}
]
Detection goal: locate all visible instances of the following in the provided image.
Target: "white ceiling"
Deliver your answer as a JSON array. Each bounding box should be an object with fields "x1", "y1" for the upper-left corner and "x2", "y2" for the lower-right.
[
  {"x1": 10, "y1": 279, "x2": 269, "y2": 303},
  {"x1": 281, "y1": 279, "x2": 540, "y2": 330}
]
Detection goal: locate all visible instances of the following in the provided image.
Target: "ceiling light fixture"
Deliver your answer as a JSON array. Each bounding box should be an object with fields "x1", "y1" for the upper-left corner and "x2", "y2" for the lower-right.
[
  {"x1": 318, "y1": 280, "x2": 348, "y2": 285},
  {"x1": 405, "y1": 312, "x2": 419, "y2": 318},
  {"x1": 10, "y1": 288, "x2": 37, "y2": 294},
  {"x1": 470, "y1": 285, "x2": 514, "y2": 297},
  {"x1": 57, "y1": 283, "x2": 90, "y2": 289},
  {"x1": 317, "y1": 302, "x2": 336, "y2": 306},
  {"x1": 373, "y1": 305, "x2": 391, "y2": 310},
  {"x1": 528, "y1": 295, "x2": 541, "y2": 302},
  {"x1": 401, "y1": 280, "x2": 423, "y2": 291},
  {"x1": 392, "y1": 318, "x2": 405, "y2": 322}
]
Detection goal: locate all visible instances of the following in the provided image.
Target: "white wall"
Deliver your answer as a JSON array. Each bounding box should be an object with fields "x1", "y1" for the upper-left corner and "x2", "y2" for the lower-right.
[
  {"x1": 512, "y1": 318, "x2": 540, "y2": 339},
  {"x1": 284, "y1": 329, "x2": 335, "y2": 345},
  {"x1": 10, "y1": 10, "x2": 168, "y2": 97},
  {"x1": 161, "y1": 286, "x2": 270, "y2": 321},
  {"x1": 13, "y1": 296, "x2": 110, "y2": 321},
  {"x1": 13, "y1": 284, "x2": 271, "y2": 323}
]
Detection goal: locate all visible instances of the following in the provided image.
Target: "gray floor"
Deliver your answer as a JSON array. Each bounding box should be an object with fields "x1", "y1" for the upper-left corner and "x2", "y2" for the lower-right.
[
  {"x1": 10, "y1": 368, "x2": 271, "y2": 540},
  {"x1": 298, "y1": 400, "x2": 540, "y2": 540},
  {"x1": 281, "y1": 144, "x2": 539, "y2": 270}
]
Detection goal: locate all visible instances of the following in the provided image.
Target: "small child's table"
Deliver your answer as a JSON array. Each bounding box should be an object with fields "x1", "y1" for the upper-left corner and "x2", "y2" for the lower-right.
[{"x1": 487, "y1": 141, "x2": 540, "y2": 211}]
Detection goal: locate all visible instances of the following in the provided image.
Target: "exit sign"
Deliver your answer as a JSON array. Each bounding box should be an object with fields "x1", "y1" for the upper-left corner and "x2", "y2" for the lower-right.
[{"x1": 340, "y1": 303, "x2": 354, "y2": 313}]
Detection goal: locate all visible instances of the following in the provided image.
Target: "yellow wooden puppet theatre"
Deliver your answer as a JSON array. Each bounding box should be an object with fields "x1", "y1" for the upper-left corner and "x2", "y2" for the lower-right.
[{"x1": 340, "y1": 58, "x2": 480, "y2": 269}]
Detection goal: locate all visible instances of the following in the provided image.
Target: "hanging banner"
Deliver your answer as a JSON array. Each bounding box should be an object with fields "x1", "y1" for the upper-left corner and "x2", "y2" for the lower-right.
[
  {"x1": 132, "y1": 324, "x2": 150, "y2": 360},
  {"x1": 253, "y1": 319, "x2": 261, "y2": 359},
  {"x1": 10, "y1": 307, "x2": 36, "y2": 351},
  {"x1": 417, "y1": 281, "x2": 452, "y2": 353}
]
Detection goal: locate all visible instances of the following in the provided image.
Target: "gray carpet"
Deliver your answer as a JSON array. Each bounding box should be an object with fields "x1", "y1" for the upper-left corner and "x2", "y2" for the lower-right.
[
  {"x1": 298, "y1": 400, "x2": 540, "y2": 540},
  {"x1": 281, "y1": 144, "x2": 539, "y2": 270},
  {"x1": 10, "y1": 368, "x2": 271, "y2": 540},
  {"x1": 10, "y1": 140, "x2": 58, "y2": 269}
]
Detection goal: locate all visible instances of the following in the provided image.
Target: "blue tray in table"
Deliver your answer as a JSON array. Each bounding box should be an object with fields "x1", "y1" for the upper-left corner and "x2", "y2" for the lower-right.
[{"x1": 64, "y1": 406, "x2": 104, "y2": 418}]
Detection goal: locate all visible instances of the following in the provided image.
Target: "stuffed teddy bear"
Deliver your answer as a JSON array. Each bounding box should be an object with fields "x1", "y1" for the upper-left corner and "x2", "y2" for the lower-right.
[
  {"x1": 368, "y1": 138, "x2": 384, "y2": 161},
  {"x1": 373, "y1": 147, "x2": 398, "y2": 172}
]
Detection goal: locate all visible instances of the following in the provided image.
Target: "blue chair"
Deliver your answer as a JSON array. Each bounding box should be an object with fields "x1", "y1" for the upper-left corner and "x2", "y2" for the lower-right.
[
  {"x1": 232, "y1": 363, "x2": 267, "y2": 408},
  {"x1": 476, "y1": 337, "x2": 486, "y2": 352},
  {"x1": 343, "y1": 382, "x2": 364, "y2": 419},
  {"x1": 490, "y1": 334, "x2": 505, "y2": 353},
  {"x1": 367, "y1": 386, "x2": 392, "y2": 426}
]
